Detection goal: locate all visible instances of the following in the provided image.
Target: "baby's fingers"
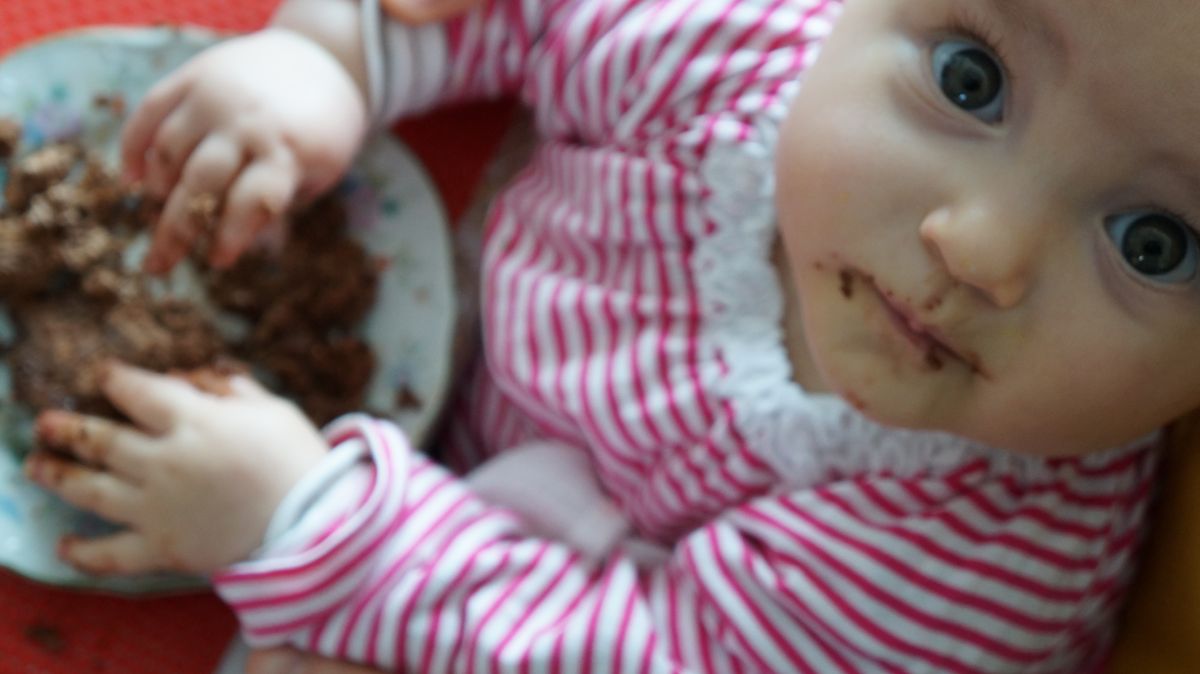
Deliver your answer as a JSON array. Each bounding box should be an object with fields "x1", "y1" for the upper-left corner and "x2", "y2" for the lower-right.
[
  {"x1": 58, "y1": 531, "x2": 167, "y2": 576},
  {"x1": 209, "y1": 152, "x2": 299, "y2": 269},
  {"x1": 102, "y1": 361, "x2": 205, "y2": 434},
  {"x1": 35, "y1": 409, "x2": 156, "y2": 479},
  {"x1": 143, "y1": 134, "x2": 243, "y2": 275},
  {"x1": 24, "y1": 453, "x2": 141, "y2": 526},
  {"x1": 121, "y1": 75, "x2": 190, "y2": 184}
]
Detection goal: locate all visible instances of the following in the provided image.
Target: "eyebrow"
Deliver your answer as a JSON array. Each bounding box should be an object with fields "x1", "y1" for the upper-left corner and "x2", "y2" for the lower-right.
[
  {"x1": 1157, "y1": 151, "x2": 1200, "y2": 232},
  {"x1": 978, "y1": 0, "x2": 1070, "y2": 63}
]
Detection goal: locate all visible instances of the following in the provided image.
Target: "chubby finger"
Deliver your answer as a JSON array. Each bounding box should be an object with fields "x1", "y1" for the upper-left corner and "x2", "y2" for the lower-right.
[
  {"x1": 58, "y1": 530, "x2": 166, "y2": 576},
  {"x1": 247, "y1": 647, "x2": 385, "y2": 674},
  {"x1": 101, "y1": 361, "x2": 203, "y2": 433},
  {"x1": 142, "y1": 191, "x2": 210, "y2": 276},
  {"x1": 35, "y1": 410, "x2": 155, "y2": 478},
  {"x1": 245, "y1": 649, "x2": 302, "y2": 674},
  {"x1": 382, "y1": 0, "x2": 484, "y2": 24},
  {"x1": 142, "y1": 105, "x2": 210, "y2": 199},
  {"x1": 23, "y1": 453, "x2": 141, "y2": 525},
  {"x1": 121, "y1": 76, "x2": 190, "y2": 183},
  {"x1": 210, "y1": 153, "x2": 299, "y2": 269},
  {"x1": 143, "y1": 135, "x2": 243, "y2": 274}
]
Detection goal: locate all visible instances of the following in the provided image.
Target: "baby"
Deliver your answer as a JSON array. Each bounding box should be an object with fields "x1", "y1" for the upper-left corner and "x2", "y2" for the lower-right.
[{"x1": 23, "y1": 0, "x2": 1198, "y2": 671}]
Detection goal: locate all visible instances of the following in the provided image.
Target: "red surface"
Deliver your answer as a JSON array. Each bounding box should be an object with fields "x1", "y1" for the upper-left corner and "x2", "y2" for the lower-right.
[{"x1": 0, "y1": 2, "x2": 512, "y2": 672}]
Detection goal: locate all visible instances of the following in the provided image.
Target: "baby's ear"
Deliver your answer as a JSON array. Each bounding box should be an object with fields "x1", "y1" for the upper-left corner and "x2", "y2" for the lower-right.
[
  {"x1": 1108, "y1": 411, "x2": 1200, "y2": 674},
  {"x1": 381, "y1": 0, "x2": 483, "y2": 24}
]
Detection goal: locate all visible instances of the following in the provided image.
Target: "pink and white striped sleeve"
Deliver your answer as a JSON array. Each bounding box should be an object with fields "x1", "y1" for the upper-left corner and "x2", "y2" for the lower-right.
[
  {"x1": 212, "y1": 416, "x2": 1155, "y2": 674},
  {"x1": 365, "y1": 0, "x2": 565, "y2": 121}
]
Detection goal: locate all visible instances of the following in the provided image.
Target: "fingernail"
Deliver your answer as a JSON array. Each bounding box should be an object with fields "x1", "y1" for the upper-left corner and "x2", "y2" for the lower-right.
[
  {"x1": 22, "y1": 456, "x2": 41, "y2": 482},
  {"x1": 35, "y1": 411, "x2": 62, "y2": 443},
  {"x1": 56, "y1": 536, "x2": 76, "y2": 561}
]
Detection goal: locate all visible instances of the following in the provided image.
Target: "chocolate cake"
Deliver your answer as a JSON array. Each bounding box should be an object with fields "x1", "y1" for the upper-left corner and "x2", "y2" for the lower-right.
[{"x1": 0, "y1": 119, "x2": 379, "y2": 426}]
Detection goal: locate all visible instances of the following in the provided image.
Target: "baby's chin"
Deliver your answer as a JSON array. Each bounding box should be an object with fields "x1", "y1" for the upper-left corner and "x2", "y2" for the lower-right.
[
  {"x1": 879, "y1": 408, "x2": 1146, "y2": 458},
  {"x1": 823, "y1": 378, "x2": 1115, "y2": 458}
]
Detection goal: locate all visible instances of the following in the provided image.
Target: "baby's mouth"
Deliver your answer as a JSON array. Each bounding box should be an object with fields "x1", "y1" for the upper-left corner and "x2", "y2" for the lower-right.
[{"x1": 857, "y1": 272, "x2": 988, "y2": 377}]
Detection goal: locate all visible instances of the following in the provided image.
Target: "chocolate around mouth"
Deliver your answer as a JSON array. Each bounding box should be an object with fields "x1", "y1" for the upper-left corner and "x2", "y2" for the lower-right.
[{"x1": 843, "y1": 267, "x2": 990, "y2": 378}]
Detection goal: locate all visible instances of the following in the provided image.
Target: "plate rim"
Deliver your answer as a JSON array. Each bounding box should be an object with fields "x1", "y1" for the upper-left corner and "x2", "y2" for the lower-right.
[{"x1": 0, "y1": 24, "x2": 458, "y2": 593}]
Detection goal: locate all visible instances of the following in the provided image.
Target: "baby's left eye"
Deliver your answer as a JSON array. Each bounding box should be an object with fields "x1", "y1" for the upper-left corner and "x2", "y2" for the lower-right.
[
  {"x1": 931, "y1": 39, "x2": 1006, "y2": 124},
  {"x1": 1105, "y1": 212, "x2": 1199, "y2": 284}
]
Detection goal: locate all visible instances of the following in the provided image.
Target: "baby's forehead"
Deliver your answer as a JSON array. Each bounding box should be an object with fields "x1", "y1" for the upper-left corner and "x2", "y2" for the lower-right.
[
  {"x1": 1031, "y1": 0, "x2": 1200, "y2": 62},
  {"x1": 998, "y1": 1, "x2": 1200, "y2": 146}
]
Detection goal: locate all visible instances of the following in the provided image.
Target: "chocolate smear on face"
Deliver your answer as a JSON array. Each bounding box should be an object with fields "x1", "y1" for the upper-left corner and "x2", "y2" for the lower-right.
[
  {"x1": 924, "y1": 347, "x2": 944, "y2": 371},
  {"x1": 843, "y1": 391, "x2": 867, "y2": 411},
  {"x1": 839, "y1": 269, "x2": 854, "y2": 298}
]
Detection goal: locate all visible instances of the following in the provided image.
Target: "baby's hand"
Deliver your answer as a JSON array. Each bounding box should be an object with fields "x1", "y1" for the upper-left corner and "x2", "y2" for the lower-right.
[
  {"x1": 23, "y1": 362, "x2": 329, "y2": 575},
  {"x1": 123, "y1": 29, "x2": 368, "y2": 274}
]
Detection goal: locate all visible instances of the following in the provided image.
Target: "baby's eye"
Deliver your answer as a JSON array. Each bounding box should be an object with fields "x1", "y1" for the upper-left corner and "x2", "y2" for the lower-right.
[
  {"x1": 931, "y1": 39, "x2": 1005, "y2": 123},
  {"x1": 1105, "y1": 212, "x2": 1199, "y2": 283}
]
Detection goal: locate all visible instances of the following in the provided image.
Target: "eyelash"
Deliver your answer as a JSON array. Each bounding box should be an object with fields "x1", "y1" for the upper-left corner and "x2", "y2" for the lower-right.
[{"x1": 941, "y1": 4, "x2": 1018, "y2": 92}]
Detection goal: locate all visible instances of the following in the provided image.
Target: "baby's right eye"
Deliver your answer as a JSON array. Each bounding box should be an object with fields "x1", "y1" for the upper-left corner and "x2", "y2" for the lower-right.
[
  {"x1": 1105, "y1": 212, "x2": 1199, "y2": 284},
  {"x1": 931, "y1": 40, "x2": 1006, "y2": 123}
]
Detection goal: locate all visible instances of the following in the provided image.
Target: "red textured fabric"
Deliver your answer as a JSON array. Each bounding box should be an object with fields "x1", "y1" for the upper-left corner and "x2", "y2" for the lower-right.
[
  {"x1": 0, "y1": 7, "x2": 265, "y2": 673},
  {"x1": 0, "y1": 1, "x2": 512, "y2": 672},
  {"x1": 0, "y1": 0, "x2": 276, "y2": 53},
  {"x1": 0, "y1": 569, "x2": 236, "y2": 673}
]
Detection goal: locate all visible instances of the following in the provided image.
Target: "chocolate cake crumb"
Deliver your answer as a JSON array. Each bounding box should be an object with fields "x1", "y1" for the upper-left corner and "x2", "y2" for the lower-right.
[
  {"x1": 0, "y1": 118, "x2": 21, "y2": 159},
  {"x1": 92, "y1": 92, "x2": 127, "y2": 117},
  {"x1": 0, "y1": 117, "x2": 381, "y2": 425}
]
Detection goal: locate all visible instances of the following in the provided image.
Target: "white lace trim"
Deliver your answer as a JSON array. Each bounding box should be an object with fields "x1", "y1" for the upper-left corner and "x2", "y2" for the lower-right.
[{"x1": 691, "y1": 85, "x2": 1157, "y2": 492}]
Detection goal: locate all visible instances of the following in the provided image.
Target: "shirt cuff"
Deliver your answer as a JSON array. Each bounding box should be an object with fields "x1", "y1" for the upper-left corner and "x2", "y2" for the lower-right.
[
  {"x1": 255, "y1": 435, "x2": 374, "y2": 559},
  {"x1": 360, "y1": 0, "x2": 450, "y2": 125}
]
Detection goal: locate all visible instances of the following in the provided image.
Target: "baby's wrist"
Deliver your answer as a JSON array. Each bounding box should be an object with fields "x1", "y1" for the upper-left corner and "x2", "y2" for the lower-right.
[
  {"x1": 270, "y1": 0, "x2": 373, "y2": 113},
  {"x1": 251, "y1": 437, "x2": 373, "y2": 559}
]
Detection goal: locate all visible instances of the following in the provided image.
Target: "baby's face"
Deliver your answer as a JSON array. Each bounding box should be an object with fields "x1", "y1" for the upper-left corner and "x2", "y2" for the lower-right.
[{"x1": 776, "y1": 0, "x2": 1200, "y2": 455}]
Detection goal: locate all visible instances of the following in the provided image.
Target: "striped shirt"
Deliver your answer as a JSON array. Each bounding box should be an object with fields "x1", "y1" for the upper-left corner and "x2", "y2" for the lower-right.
[{"x1": 213, "y1": 0, "x2": 1160, "y2": 671}]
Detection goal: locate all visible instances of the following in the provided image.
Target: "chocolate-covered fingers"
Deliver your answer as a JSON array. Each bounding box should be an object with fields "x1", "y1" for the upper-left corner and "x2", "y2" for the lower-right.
[
  {"x1": 210, "y1": 151, "x2": 299, "y2": 269},
  {"x1": 144, "y1": 133, "x2": 243, "y2": 274},
  {"x1": 120, "y1": 75, "x2": 190, "y2": 185},
  {"x1": 23, "y1": 453, "x2": 141, "y2": 526},
  {"x1": 34, "y1": 409, "x2": 155, "y2": 479},
  {"x1": 57, "y1": 531, "x2": 167, "y2": 576}
]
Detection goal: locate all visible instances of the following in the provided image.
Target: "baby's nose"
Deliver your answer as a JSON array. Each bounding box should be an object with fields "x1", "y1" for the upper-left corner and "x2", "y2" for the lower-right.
[{"x1": 918, "y1": 205, "x2": 1044, "y2": 309}]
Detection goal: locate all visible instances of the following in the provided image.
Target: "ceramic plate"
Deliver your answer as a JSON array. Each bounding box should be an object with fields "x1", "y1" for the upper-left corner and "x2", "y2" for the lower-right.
[{"x1": 0, "y1": 27, "x2": 455, "y2": 593}]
